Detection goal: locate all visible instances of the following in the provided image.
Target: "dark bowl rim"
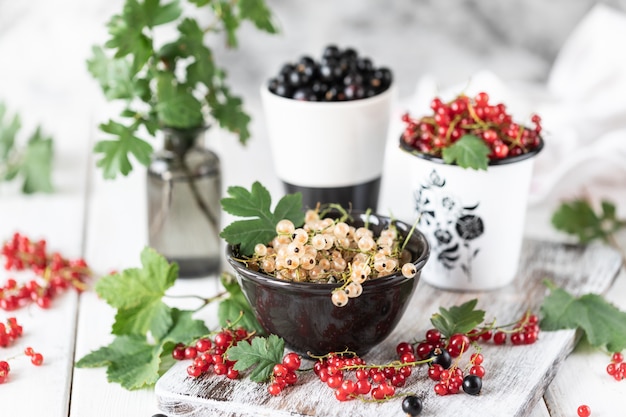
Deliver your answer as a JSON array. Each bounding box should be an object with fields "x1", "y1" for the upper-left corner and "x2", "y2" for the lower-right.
[
  {"x1": 398, "y1": 134, "x2": 544, "y2": 166},
  {"x1": 226, "y1": 213, "x2": 430, "y2": 293}
]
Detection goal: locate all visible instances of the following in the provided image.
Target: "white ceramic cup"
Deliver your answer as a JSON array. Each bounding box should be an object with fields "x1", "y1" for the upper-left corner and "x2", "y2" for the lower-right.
[
  {"x1": 402, "y1": 140, "x2": 543, "y2": 291},
  {"x1": 260, "y1": 84, "x2": 395, "y2": 211}
]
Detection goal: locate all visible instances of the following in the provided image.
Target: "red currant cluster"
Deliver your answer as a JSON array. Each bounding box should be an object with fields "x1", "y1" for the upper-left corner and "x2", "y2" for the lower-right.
[
  {"x1": 396, "y1": 312, "x2": 540, "y2": 398},
  {"x1": 401, "y1": 91, "x2": 542, "y2": 160},
  {"x1": 172, "y1": 328, "x2": 251, "y2": 380},
  {"x1": 267, "y1": 352, "x2": 302, "y2": 395},
  {"x1": 0, "y1": 317, "x2": 22, "y2": 348},
  {"x1": 606, "y1": 351, "x2": 625, "y2": 381},
  {"x1": 397, "y1": 331, "x2": 483, "y2": 397},
  {"x1": 0, "y1": 233, "x2": 91, "y2": 311},
  {"x1": 0, "y1": 345, "x2": 44, "y2": 384},
  {"x1": 471, "y1": 312, "x2": 540, "y2": 346},
  {"x1": 312, "y1": 352, "x2": 412, "y2": 402}
]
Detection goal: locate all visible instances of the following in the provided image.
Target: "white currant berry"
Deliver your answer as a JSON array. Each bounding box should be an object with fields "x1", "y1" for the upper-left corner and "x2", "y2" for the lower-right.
[
  {"x1": 345, "y1": 282, "x2": 363, "y2": 298},
  {"x1": 292, "y1": 228, "x2": 309, "y2": 244},
  {"x1": 261, "y1": 258, "x2": 276, "y2": 273},
  {"x1": 333, "y1": 222, "x2": 350, "y2": 238},
  {"x1": 276, "y1": 219, "x2": 295, "y2": 235},
  {"x1": 331, "y1": 257, "x2": 347, "y2": 272},
  {"x1": 331, "y1": 290, "x2": 349, "y2": 307},
  {"x1": 254, "y1": 243, "x2": 268, "y2": 257},
  {"x1": 350, "y1": 266, "x2": 369, "y2": 284},
  {"x1": 305, "y1": 209, "x2": 319, "y2": 223},
  {"x1": 287, "y1": 242, "x2": 304, "y2": 255},
  {"x1": 311, "y1": 234, "x2": 327, "y2": 250},
  {"x1": 357, "y1": 236, "x2": 375, "y2": 252},
  {"x1": 284, "y1": 255, "x2": 300, "y2": 270},
  {"x1": 318, "y1": 258, "x2": 331, "y2": 270},
  {"x1": 402, "y1": 263, "x2": 417, "y2": 278},
  {"x1": 300, "y1": 254, "x2": 317, "y2": 270}
]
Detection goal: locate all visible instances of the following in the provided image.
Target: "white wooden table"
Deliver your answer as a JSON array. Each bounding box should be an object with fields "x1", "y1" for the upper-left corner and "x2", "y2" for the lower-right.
[{"x1": 1, "y1": 111, "x2": 625, "y2": 417}]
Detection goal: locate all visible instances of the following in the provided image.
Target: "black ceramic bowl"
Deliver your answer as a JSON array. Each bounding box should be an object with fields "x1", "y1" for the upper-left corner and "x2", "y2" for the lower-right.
[{"x1": 226, "y1": 211, "x2": 430, "y2": 357}]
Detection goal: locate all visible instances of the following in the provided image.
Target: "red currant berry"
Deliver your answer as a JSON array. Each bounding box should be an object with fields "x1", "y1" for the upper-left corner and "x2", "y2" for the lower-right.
[
  {"x1": 577, "y1": 404, "x2": 591, "y2": 417},
  {"x1": 195, "y1": 338, "x2": 212, "y2": 353},
  {"x1": 612, "y1": 352, "x2": 624, "y2": 363},
  {"x1": 469, "y1": 365, "x2": 485, "y2": 378},
  {"x1": 282, "y1": 352, "x2": 301, "y2": 371},
  {"x1": 268, "y1": 383, "x2": 282, "y2": 396},
  {"x1": 425, "y1": 328, "x2": 441, "y2": 344},
  {"x1": 31, "y1": 352, "x2": 44, "y2": 366}
]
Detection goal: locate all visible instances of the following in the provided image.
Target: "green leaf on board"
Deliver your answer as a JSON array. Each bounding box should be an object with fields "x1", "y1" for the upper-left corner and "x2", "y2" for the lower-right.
[
  {"x1": 540, "y1": 285, "x2": 626, "y2": 353},
  {"x1": 430, "y1": 298, "x2": 486, "y2": 338},
  {"x1": 227, "y1": 334, "x2": 284, "y2": 382}
]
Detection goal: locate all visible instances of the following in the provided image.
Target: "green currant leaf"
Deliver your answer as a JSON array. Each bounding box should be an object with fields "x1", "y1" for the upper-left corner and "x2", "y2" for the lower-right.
[
  {"x1": 0, "y1": 103, "x2": 55, "y2": 193},
  {"x1": 227, "y1": 334, "x2": 284, "y2": 382},
  {"x1": 19, "y1": 127, "x2": 54, "y2": 194},
  {"x1": 94, "y1": 120, "x2": 153, "y2": 179},
  {"x1": 208, "y1": 85, "x2": 251, "y2": 145},
  {"x1": 218, "y1": 272, "x2": 265, "y2": 334},
  {"x1": 77, "y1": 308, "x2": 208, "y2": 390},
  {"x1": 551, "y1": 198, "x2": 626, "y2": 244},
  {"x1": 87, "y1": 46, "x2": 136, "y2": 101},
  {"x1": 95, "y1": 247, "x2": 179, "y2": 336},
  {"x1": 239, "y1": 0, "x2": 279, "y2": 34},
  {"x1": 105, "y1": 0, "x2": 154, "y2": 73},
  {"x1": 155, "y1": 71, "x2": 204, "y2": 128},
  {"x1": 540, "y1": 286, "x2": 626, "y2": 352},
  {"x1": 76, "y1": 334, "x2": 162, "y2": 390},
  {"x1": 159, "y1": 308, "x2": 210, "y2": 345},
  {"x1": 441, "y1": 134, "x2": 490, "y2": 170},
  {"x1": 143, "y1": 0, "x2": 182, "y2": 27},
  {"x1": 220, "y1": 181, "x2": 304, "y2": 256},
  {"x1": 0, "y1": 102, "x2": 20, "y2": 160},
  {"x1": 430, "y1": 299, "x2": 485, "y2": 338}
]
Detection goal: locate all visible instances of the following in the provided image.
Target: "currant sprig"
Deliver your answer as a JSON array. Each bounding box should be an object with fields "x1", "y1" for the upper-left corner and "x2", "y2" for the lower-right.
[{"x1": 1, "y1": 232, "x2": 92, "y2": 311}]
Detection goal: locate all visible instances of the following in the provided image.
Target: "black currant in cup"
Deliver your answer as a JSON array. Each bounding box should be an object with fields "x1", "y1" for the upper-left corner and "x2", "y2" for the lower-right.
[{"x1": 267, "y1": 44, "x2": 392, "y2": 101}]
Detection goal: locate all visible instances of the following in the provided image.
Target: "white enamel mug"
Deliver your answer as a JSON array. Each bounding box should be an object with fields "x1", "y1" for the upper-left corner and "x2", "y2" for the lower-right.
[
  {"x1": 401, "y1": 140, "x2": 544, "y2": 291},
  {"x1": 260, "y1": 84, "x2": 395, "y2": 211}
]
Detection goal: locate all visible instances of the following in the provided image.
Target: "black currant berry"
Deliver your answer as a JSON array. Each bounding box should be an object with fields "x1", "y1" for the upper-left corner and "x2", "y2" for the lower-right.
[
  {"x1": 151, "y1": 414, "x2": 168, "y2": 417},
  {"x1": 462, "y1": 374, "x2": 482, "y2": 395},
  {"x1": 268, "y1": 45, "x2": 392, "y2": 101},
  {"x1": 401, "y1": 395, "x2": 423, "y2": 416},
  {"x1": 428, "y1": 347, "x2": 452, "y2": 369}
]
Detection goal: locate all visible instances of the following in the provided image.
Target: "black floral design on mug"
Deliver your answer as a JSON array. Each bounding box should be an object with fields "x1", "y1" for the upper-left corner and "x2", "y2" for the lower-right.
[{"x1": 414, "y1": 169, "x2": 484, "y2": 281}]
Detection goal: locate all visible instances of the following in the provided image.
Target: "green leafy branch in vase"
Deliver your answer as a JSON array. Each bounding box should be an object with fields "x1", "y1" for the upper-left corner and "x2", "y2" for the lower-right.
[
  {"x1": 88, "y1": 0, "x2": 278, "y2": 179},
  {"x1": 0, "y1": 102, "x2": 54, "y2": 194}
]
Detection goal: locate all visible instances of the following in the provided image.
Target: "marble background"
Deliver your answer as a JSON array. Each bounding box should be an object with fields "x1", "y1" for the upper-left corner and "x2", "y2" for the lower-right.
[{"x1": 1, "y1": 0, "x2": 625, "y2": 223}]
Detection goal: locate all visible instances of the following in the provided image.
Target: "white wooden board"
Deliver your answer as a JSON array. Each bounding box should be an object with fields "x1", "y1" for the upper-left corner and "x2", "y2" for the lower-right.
[{"x1": 154, "y1": 239, "x2": 622, "y2": 417}]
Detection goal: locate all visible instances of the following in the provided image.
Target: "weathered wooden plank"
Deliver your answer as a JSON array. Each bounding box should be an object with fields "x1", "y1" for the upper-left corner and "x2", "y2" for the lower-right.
[{"x1": 154, "y1": 240, "x2": 622, "y2": 417}]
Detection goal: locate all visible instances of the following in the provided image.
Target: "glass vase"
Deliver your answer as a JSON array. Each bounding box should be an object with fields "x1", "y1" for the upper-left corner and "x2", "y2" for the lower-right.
[{"x1": 147, "y1": 127, "x2": 221, "y2": 278}]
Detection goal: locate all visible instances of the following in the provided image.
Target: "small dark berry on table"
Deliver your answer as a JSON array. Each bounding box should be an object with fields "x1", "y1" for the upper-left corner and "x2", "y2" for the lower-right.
[
  {"x1": 401, "y1": 395, "x2": 423, "y2": 416},
  {"x1": 428, "y1": 347, "x2": 452, "y2": 369},
  {"x1": 462, "y1": 374, "x2": 483, "y2": 395}
]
